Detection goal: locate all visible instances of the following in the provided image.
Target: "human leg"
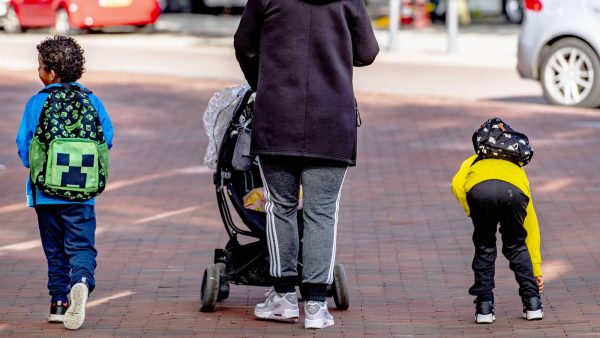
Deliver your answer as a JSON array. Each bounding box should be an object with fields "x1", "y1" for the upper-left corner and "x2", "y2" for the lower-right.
[
  {"x1": 62, "y1": 205, "x2": 97, "y2": 293},
  {"x1": 35, "y1": 205, "x2": 71, "y2": 302},
  {"x1": 257, "y1": 155, "x2": 302, "y2": 288},
  {"x1": 254, "y1": 155, "x2": 301, "y2": 321},
  {"x1": 495, "y1": 181, "x2": 542, "y2": 320},
  {"x1": 467, "y1": 181, "x2": 502, "y2": 324},
  {"x1": 466, "y1": 181, "x2": 501, "y2": 301},
  {"x1": 35, "y1": 205, "x2": 71, "y2": 323},
  {"x1": 496, "y1": 181, "x2": 539, "y2": 300},
  {"x1": 300, "y1": 160, "x2": 347, "y2": 329},
  {"x1": 300, "y1": 160, "x2": 347, "y2": 300},
  {"x1": 62, "y1": 205, "x2": 96, "y2": 330}
]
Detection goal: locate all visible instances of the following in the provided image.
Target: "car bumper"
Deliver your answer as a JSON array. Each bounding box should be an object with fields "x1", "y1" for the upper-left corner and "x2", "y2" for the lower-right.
[
  {"x1": 517, "y1": 34, "x2": 538, "y2": 79},
  {"x1": 517, "y1": 12, "x2": 547, "y2": 80}
]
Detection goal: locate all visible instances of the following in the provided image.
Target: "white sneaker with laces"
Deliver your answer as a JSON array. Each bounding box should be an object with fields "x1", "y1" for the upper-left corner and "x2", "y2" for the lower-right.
[
  {"x1": 304, "y1": 300, "x2": 334, "y2": 329},
  {"x1": 254, "y1": 290, "x2": 299, "y2": 322},
  {"x1": 64, "y1": 282, "x2": 88, "y2": 330}
]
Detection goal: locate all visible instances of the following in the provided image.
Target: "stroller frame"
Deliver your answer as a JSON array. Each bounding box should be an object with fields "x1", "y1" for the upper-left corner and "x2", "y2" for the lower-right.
[{"x1": 201, "y1": 89, "x2": 350, "y2": 312}]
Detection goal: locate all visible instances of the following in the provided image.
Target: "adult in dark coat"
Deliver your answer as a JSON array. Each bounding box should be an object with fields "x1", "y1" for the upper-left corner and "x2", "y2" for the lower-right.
[{"x1": 234, "y1": 0, "x2": 378, "y2": 329}]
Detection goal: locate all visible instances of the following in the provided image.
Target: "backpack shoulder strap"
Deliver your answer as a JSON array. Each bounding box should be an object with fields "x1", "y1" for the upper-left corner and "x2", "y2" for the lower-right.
[
  {"x1": 470, "y1": 154, "x2": 484, "y2": 167},
  {"x1": 38, "y1": 83, "x2": 93, "y2": 95}
]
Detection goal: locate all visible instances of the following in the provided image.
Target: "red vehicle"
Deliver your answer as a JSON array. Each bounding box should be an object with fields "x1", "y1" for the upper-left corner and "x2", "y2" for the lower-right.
[{"x1": 3, "y1": 0, "x2": 161, "y2": 34}]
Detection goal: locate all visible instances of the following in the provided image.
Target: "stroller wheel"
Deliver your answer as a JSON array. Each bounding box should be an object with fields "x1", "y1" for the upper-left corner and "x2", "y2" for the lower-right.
[
  {"x1": 332, "y1": 264, "x2": 350, "y2": 310},
  {"x1": 215, "y1": 262, "x2": 229, "y2": 302},
  {"x1": 200, "y1": 264, "x2": 220, "y2": 312}
]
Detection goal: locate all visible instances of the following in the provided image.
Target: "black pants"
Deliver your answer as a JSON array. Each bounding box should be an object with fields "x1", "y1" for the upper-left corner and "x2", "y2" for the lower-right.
[{"x1": 466, "y1": 180, "x2": 539, "y2": 301}]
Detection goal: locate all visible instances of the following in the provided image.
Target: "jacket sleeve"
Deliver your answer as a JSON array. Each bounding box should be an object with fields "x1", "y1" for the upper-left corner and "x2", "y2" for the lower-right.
[
  {"x1": 15, "y1": 97, "x2": 39, "y2": 168},
  {"x1": 523, "y1": 199, "x2": 542, "y2": 276},
  {"x1": 351, "y1": 0, "x2": 379, "y2": 67},
  {"x1": 91, "y1": 95, "x2": 114, "y2": 150},
  {"x1": 233, "y1": 0, "x2": 263, "y2": 90},
  {"x1": 450, "y1": 155, "x2": 478, "y2": 217}
]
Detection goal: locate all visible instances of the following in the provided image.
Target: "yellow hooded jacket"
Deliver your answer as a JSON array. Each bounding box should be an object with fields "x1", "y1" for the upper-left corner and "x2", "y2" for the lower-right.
[{"x1": 451, "y1": 154, "x2": 542, "y2": 277}]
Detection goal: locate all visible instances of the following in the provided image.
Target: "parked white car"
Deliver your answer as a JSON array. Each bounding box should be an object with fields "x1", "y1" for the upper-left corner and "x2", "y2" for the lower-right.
[{"x1": 518, "y1": 0, "x2": 600, "y2": 108}]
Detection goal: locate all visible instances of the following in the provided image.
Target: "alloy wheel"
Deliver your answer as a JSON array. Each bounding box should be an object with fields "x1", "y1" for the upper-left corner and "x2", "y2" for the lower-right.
[{"x1": 543, "y1": 47, "x2": 595, "y2": 106}]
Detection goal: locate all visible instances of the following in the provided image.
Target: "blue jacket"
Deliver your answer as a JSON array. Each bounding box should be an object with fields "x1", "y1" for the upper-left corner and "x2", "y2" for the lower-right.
[{"x1": 16, "y1": 82, "x2": 114, "y2": 207}]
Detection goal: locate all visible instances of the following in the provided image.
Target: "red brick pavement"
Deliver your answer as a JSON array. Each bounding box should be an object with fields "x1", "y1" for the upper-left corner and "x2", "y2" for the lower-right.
[{"x1": 1, "y1": 69, "x2": 600, "y2": 337}]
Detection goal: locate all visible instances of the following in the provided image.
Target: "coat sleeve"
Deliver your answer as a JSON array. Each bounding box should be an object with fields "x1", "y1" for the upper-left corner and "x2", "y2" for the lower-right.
[
  {"x1": 233, "y1": 0, "x2": 263, "y2": 90},
  {"x1": 523, "y1": 199, "x2": 542, "y2": 277},
  {"x1": 350, "y1": 0, "x2": 379, "y2": 67},
  {"x1": 450, "y1": 155, "x2": 477, "y2": 217}
]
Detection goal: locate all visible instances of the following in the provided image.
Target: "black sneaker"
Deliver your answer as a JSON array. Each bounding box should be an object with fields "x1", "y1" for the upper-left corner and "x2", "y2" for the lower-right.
[
  {"x1": 522, "y1": 296, "x2": 544, "y2": 320},
  {"x1": 475, "y1": 301, "x2": 495, "y2": 324},
  {"x1": 48, "y1": 300, "x2": 69, "y2": 323}
]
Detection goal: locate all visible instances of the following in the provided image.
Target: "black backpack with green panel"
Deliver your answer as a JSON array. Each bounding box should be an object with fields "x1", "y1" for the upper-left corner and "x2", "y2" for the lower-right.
[{"x1": 29, "y1": 84, "x2": 109, "y2": 202}]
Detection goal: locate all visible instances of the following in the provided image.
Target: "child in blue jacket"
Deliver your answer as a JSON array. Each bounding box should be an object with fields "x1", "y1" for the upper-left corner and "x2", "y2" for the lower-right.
[{"x1": 16, "y1": 36, "x2": 113, "y2": 330}]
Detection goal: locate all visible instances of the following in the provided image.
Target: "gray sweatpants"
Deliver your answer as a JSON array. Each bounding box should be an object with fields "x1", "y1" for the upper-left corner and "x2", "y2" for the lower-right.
[{"x1": 258, "y1": 155, "x2": 347, "y2": 286}]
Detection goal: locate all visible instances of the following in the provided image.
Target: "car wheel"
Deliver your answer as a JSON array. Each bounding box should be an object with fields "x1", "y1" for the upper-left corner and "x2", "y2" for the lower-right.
[
  {"x1": 503, "y1": 0, "x2": 523, "y2": 24},
  {"x1": 3, "y1": 6, "x2": 22, "y2": 33},
  {"x1": 135, "y1": 24, "x2": 155, "y2": 34},
  {"x1": 53, "y1": 8, "x2": 74, "y2": 35},
  {"x1": 191, "y1": 0, "x2": 224, "y2": 14},
  {"x1": 540, "y1": 38, "x2": 600, "y2": 108}
]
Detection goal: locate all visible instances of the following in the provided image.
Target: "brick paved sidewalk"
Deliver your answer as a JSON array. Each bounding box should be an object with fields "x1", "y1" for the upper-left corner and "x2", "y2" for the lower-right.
[{"x1": 1, "y1": 70, "x2": 600, "y2": 337}]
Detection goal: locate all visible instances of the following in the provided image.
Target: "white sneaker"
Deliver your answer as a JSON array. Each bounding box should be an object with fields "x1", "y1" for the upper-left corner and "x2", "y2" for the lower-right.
[
  {"x1": 522, "y1": 296, "x2": 544, "y2": 320},
  {"x1": 304, "y1": 300, "x2": 334, "y2": 329},
  {"x1": 64, "y1": 283, "x2": 88, "y2": 330},
  {"x1": 254, "y1": 290, "x2": 299, "y2": 322}
]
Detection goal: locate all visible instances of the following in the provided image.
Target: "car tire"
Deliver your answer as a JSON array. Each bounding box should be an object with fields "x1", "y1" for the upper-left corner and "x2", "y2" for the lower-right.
[
  {"x1": 503, "y1": 0, "x2": 523, "y2": 24},
  {"x1": 3, "y1": 6, "x2": 22, "y2": 33},
  {"x1": 191, "y1": 0, "x2": 224, "y2": 15},
  {"x1": 53, "y1": 8, "x2": 75, "y2": 35},
  {"x1": 540, "y1": 38, "x2": 600, "y2": 108},
  {"x1": 135, "y1": 24, "x2": 155, "y2": 34}
]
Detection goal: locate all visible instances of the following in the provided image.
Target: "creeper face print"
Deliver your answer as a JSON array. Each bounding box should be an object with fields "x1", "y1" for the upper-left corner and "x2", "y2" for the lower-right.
[{"x1": 54, "y1": 152, "x2": 97, "y2": 189}]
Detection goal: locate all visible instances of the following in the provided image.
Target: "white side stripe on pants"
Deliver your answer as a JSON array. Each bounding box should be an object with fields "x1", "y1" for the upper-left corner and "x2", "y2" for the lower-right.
[
  {"x1": 257, "y1": 157, "x2": 282, "y2": 277},
  {"x1": 326, "y1": 169, "x2": 347, "y2": 284}
]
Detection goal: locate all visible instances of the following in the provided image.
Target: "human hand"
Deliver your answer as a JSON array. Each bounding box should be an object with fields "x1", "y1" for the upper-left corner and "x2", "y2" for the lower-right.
[{"x1": 536, "y1": 276, "x2": 544, "y2": 294}]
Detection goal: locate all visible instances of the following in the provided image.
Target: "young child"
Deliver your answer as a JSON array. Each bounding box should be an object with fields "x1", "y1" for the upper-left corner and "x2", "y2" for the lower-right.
[
  {"x1": 16, "y1": 36, "x2": 113, "y2": 330},
  {"x1": 451, "y1": 118, "x2": 543, "y2": 324}
]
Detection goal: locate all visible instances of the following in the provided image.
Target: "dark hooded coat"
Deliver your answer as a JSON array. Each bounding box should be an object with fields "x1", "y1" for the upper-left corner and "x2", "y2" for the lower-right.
[{"x1": 234, "y1": 0, "x2": 379, "y2": 165}]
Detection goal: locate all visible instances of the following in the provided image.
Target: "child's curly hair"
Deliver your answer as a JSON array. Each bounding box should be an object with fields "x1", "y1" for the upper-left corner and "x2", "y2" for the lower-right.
[{"x1": 37, "y1": 36, "x2": 86, "y2": 83}]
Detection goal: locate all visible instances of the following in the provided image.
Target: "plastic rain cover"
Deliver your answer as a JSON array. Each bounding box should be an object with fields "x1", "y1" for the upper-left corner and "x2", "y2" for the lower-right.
[{"x1": 203, "y1": 84, "x2": 251, "y2": 169}]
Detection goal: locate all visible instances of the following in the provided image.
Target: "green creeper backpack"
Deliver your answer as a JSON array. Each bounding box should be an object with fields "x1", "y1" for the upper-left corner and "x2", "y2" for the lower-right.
[{"x1": 29, "y1": 84, "x2": 109, "y2": 202}]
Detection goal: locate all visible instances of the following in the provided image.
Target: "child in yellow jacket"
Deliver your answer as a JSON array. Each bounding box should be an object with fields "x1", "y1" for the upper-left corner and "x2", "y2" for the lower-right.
[{"x1": 451, "y1": 118, "x2": 543, "y2": 324}]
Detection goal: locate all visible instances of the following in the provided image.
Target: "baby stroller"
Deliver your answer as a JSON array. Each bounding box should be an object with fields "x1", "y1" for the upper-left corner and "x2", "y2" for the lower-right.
[{"x1": 200, "y1": 87, "x2": 350, "y2": 312}]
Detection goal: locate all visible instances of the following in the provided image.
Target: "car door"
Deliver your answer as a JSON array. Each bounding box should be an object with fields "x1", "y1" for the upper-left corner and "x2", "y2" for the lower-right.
[{"x1": 16, "y1": 0, "x2": 54, "y2": 27}]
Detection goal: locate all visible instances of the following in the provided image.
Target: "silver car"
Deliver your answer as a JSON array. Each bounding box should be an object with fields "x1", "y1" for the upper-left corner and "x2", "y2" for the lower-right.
[{"x1": 518, "y1": 0, "x2": 600, "y2": 108}]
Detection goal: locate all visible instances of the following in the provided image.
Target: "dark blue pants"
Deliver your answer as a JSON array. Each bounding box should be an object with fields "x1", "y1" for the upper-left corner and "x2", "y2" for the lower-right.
[
  {"x1": 35, "y1": 204, "x2": 97, "y2": 302},
  {"x1": 466, "y1": 180, "x2": 539, "y2": 302}
]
